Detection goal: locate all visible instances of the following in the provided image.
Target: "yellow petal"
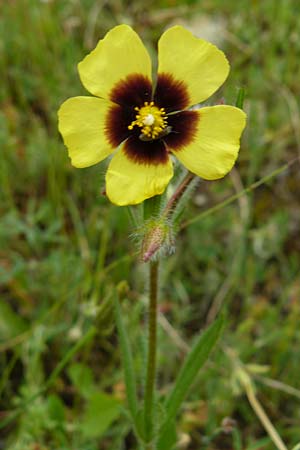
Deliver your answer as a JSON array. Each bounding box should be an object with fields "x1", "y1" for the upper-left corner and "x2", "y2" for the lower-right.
[
  {"x1": 170, "y1": 105, "x2": 246, "y2": 179},
  {"x1": 58, "y1": 96, "x2": 114, "y2": 168},
  {"x1": 78, "y1": 24, "x2": 152, "y2": 100},
  {"x1": 157, "y1": 26, "x2": 229, "y2": 106},
  {"x1": 106, "y1": 147, "x2": 173, "y2": 206}
]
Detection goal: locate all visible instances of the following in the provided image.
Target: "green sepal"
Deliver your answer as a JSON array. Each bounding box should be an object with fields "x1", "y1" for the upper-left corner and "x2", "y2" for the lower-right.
[{"x1": 143, "y1": 195, "x2": 162, "y2": 221}]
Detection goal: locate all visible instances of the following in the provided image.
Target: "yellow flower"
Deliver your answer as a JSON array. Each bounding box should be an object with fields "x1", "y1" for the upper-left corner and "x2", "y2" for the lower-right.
[{"x1": 58, "y1": 25, "x2": 246, "y2": 206}]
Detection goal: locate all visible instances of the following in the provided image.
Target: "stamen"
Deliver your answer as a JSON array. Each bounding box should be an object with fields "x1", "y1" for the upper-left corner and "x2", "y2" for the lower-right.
[{"x1": 128, "y1": 102, "x2": 168, "y2": 140}]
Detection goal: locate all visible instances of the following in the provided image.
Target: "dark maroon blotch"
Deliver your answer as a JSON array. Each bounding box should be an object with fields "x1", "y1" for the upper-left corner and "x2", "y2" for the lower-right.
[
  {"x1": 154, "y1": 73, "x2": 190, "y2": 113},
  {"x1": 106, "y1": 72, "x2": 196, "y2": 160},
  {"x1": 164, "y1": 110, "x2": 198, "y2": 151},
  {"x1": 105, "y1": 104, "x2": 135, "y2": 147},
  {"x1": 124, "y1": 135, "x2": 169, "y2": 165},
  {"x1": 110, "y1": 73, "x2": 152, "y2": 108}
]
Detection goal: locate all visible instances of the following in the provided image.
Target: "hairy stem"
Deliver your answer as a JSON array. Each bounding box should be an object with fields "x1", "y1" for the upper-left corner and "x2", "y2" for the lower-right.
[
  {"x1": 144, "y1": 260, "x2": 159, "y2": 445},
  {"x1": 163, "y1": 171, "x2": 195, "y2": 217}
]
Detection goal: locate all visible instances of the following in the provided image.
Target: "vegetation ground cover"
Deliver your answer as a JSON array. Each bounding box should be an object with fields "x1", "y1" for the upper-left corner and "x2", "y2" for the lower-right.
[{"x1": 0, "y1": 0, "x2": 300, "y2": 448}]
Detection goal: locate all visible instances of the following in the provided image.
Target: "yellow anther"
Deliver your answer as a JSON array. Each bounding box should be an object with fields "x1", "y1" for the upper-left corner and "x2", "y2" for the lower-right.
[{"x1": 128, "y1": 101, "x2": 168, "y2": 139}]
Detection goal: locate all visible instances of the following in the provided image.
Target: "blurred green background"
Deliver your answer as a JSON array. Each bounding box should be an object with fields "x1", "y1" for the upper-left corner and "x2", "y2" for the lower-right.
[{"x1": 1, "y1": 0, "x2": 300, "y2": 449}]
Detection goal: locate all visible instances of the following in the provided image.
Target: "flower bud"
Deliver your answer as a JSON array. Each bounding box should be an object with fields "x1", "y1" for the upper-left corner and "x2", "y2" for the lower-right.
[{"x1": 141, "y1": 219, "x2": 174, "y2": 262}]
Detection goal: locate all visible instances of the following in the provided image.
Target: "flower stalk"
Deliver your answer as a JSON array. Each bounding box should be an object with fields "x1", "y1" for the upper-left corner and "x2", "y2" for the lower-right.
[{"x1": 143, "y1": 260, "x2": 159, "y2": 445}]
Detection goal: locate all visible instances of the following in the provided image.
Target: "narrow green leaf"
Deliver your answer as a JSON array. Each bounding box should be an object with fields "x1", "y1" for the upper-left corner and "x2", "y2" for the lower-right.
[
  {"x1": 134, "y1": 406, "x2": 147, "y2": 441},
  {"x1": 156, "y1": 419, "x2": 177, "y2": 450},
  {"x1": 113, "y1": 293, "x2": 138, "y2": 421},
  {"x1": 235, "y1": 87, "x2": 245, "y2": 109},
  {"x1": 158, "y1": 315, "x2": 224, "y2": 441}
]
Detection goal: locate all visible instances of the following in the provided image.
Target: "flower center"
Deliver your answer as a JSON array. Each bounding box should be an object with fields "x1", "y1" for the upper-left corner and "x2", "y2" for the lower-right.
[{"x1": 128, "y1": 101, "x2": 168, "y2": 140}]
